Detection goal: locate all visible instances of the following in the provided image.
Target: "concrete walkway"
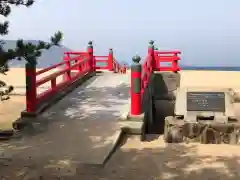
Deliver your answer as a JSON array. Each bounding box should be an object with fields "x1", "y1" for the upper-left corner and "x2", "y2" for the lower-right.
[{"x1": 0, "y1": 72, "x2": 130, "y2": 170}]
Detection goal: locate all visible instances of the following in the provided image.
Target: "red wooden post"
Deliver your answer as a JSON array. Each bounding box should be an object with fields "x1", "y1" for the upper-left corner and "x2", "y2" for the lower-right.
[
  {"x1": 148, "y1": 40, "x2": 155, "y2": 70},
  {"x1": 76, "y1": 56, "x2": 82, "y2": 72},
  {"x1": 172, "y1": 53, "x2": 180, "y2": 72},
  {"x1": 154, "y1": 47, "x2": 159, "y2": 70},
  {"x1": 172, "y1": 53, "x2": 177, "y2": 72},
  {"x1": 117, "y1": 63, "x2": 120, "y2": 73},
  {"x1": 113, "y1": 61, "x2": 116, "y2": 73},
  {"x1": 51, "y1": 78, "x2": 57, "y2": 92},
  {"x1": 64, "y1": 53, "x2": 71, "y2": 81},
  {"x1": 108, "y1": 48, "x2": 113, "y2": 71},
  {"x1": 116, "y1": 63, "x2": 119, "y2": 73},
  {"x1": 87, "y1": 41, "x2": 94, "y2": 71},
  {"x1": 121, "y1": 66, "x2": 124, "y2": 74},
  {"x1": 92, "y1": 56, "x2": 96, "y2": 71},
  {"x1": 123, "y1": 64, "x2": 127, "y2": 74},
  {"x1": 131, "y1": 55, "x2": 142, "y2": 115},
  {"x1": 25, "y1": 60, "x2": 37, "y2": 113},
  {"x1": 154, "y1": 50, "x2": 159, "y2": 70}
]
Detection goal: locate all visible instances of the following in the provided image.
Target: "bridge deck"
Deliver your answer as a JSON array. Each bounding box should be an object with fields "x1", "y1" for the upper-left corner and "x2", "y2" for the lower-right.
[{"x1": 0, "y1": 72, "x2": 130, "y2": 168}]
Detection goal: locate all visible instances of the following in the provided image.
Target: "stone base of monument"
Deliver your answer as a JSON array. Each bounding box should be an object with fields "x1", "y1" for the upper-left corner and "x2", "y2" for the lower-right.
[{"x1": 163, "y1": 87, "x2": 240, "y2": 145}]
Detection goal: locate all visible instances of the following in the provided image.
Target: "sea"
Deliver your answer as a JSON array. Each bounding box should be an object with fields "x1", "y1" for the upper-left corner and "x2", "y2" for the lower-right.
[
  {"x1": 96, "y1": 62, "x2": 240, "y2": 71},
  {"x1": 10, "y1": 61, "x2": 240, "y2": 72},
  {"x1": 180, "y1": 66, "x2": 240, "y2": 71}
]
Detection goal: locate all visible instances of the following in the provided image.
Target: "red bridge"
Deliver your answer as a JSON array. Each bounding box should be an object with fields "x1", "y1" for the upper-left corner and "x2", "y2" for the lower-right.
[{"x1": 5, "y1": 41, "x2": 181, "y2": 165}]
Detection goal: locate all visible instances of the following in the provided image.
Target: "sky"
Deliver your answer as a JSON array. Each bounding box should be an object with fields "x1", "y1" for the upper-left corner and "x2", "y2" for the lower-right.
[{"x1": 2, "y1": 0, "x2": 240, "y2": 66}]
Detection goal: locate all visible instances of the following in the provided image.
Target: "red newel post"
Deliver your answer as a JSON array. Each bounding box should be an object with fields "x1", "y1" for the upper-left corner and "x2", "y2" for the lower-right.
[
  {"x1": 108, "y1": 48, "x2": 113, "y2": 71},
  {"x1": 131, "y1": 55, "x2": 142, "y2": 115},
  {"x1": 64, "y1": 53, "x2": 71, "y2": 81},
  {"x1": 148, "y1": 40, "x2": 155, "y2": 70},
  {"x1": 92, "y1": 56, "x2": 96, "y2": 72},
  {"x1": 154, "y1": 48, "x2": 160, "y2": 72},
  {"x1": 87, "y1": 41, "x2": 94, "y2": 71},
  {"x1": 122, "y1": 64, "x2": 127, "y2": 74},
  {"x1": 116, "y1": 63, "x2": 119, "y2": 73},
  {"x1": 124, "y1": 64, "x2": 127, "y2": 74},
  {"x1": 172, "y1": 53, "x2": 180, "y2": 72},
  {"x1": 76, "y1": 55, "x2": 82, "y2": 72},
  {"x1": 154, "y1": 47, "x2": 159, "y2": 70},
  {"x1": 25, "y1": 60, "x2": 37, "y2": 113}
]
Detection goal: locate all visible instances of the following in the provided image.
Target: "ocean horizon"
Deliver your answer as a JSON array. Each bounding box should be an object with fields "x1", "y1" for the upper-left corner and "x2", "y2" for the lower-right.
[
  {"x1": 10, "y1": 61, "x2": 240, "y2": 72},
  {"x1": 180, "y1": 66, "x2": 240, "y2": 71},
  {"x1": 95, "y1": 62, "x2": 240, "y2": 71}
]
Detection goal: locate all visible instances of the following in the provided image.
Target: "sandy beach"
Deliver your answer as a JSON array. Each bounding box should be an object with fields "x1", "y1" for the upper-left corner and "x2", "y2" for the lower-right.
[
  {"x1": 1, "y1": 69, "x2": 240, "y2": 130},
  {"x1": 3, "y1": 69, "x2": 240, "y2": 92},
  {"x1": 180, "y1": 70, "x2": 240, "y2": 91}
]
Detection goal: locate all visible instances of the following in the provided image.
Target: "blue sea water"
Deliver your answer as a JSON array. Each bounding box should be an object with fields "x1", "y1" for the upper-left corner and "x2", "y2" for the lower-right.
[
  {"x1": 180, "y1": 66, "x2": 240, "y2": 71},
  {"x1": 96, "y1": 62, "x2": 240, "y2": 71},
  {"x1": 96, "y1": 62, "x2": 108, "y2": 67}
]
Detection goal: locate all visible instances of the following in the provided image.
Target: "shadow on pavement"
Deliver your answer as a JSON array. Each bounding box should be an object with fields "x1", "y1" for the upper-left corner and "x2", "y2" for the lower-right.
[{"x1": 0, "y1": 135, "x2": 240, "y2": 179}]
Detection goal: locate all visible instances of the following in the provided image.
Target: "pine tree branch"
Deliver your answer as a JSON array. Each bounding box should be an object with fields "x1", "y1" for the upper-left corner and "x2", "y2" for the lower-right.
[
  {"x1": 0, "y1": 1, "x2": 34, "y2": 35},
  {"x1": 0, "y1": 21, "x2": 8, "y2": 35},
  {"x1": 0, "y1": 0, "x2": 34, "y2": 7},
  {"x1": 0, "y1": 0, "x2": 34, "y2": 17},
  {"x1": 0, "y1": 0, "x2": 63, "y2": 101}
]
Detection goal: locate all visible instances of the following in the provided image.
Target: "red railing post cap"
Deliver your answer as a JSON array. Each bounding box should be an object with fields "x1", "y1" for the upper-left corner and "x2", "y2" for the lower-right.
[
  {"x1": 148, "y1": 40, "x2": 155, "y2": 48},
  {"x1": 149, "y1": 40, "x2": 154, "y2": 45},
  {"x1": 132, "y1": 55, "x2": 141, "y2": 63},
  {"x1": 88, "y1": 41, "x2": 93, "y2": 47}
]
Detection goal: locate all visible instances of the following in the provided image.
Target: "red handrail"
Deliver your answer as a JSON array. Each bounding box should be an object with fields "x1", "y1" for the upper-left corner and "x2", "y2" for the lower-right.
[
  {"x1": 141, "y1": 47, "x2": 181, "y2": 98},
  {"x1": 155, "y1": 51, "x2": 181, "y2": 55},
  {"x1": 25, "y1": 44, "x2": 126, "y2": 115},
  {"x1": 130, "y1": 41, "x2": 181, "y2": 115},
  {"x1": 113, "y1": 58, "x2": 126, "y2": 74},
  {"x1": 95, "y1": 55, "x2": 109, "y2": 70},
  {"x1": 25, "y1": 52, "x2": 92, "y2": 114},
  {"x1": 154, "y1": 50, "x2": 181, "y2": 72},
  {"x1": 64, "y1": 52, "x2": 88, "y2": 55},
  {"x1": 93, "y1": 49, "x2": 126, "y2": 73},
  {"x1": 36, "y1": 54, "x2": 86, "y2": 75},
  {"x1": 37, "y1": 57, "x2": 90, "y2": 102}
]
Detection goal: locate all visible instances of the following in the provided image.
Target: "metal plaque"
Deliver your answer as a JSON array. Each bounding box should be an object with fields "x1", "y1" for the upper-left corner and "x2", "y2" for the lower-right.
[{"x1": 187, "y1": 92, "x2": 225, "y2": 112}]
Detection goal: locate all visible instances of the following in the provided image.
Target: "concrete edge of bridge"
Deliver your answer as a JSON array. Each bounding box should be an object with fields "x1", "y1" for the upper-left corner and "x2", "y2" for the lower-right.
[
  {"x1": 85, "y1": 103, "x2": 145, "y2": 166},
  {"x1": 101, "y1": 129, "x2": 125, "y2": 166},
  {"x1": 13, "y1": 71, "x2": 96, "y2": 130},
  {"x1": 100, "y1": 123, "x2": 144, "y2": 166},
  {"x1": 118, "y1": 99, "x2": 144, "y2": 135},
  {"x1": 101, "y1": 117, "x2": 145, "y2": 165}
]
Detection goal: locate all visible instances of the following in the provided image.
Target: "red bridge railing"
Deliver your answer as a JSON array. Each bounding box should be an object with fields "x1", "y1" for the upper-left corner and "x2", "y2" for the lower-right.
[
  {"x1": 23, "y1": 41, "x2": 126, "y2": 116},
  {"x1": 154, "y1": 50, "x2": 181, "y2": 72},
  {"x1": 94, "y1": 55, "x2": 108, "y2": 70},
  {"x1": 130, "y1": 41, "x2": 181, "y2": 115},
  {"x1": 113, "y1": 57, "x2": 125, "y2": 73},
  {"x1": 93, "y1": 48, "x2": 126, "y2": 73}
]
